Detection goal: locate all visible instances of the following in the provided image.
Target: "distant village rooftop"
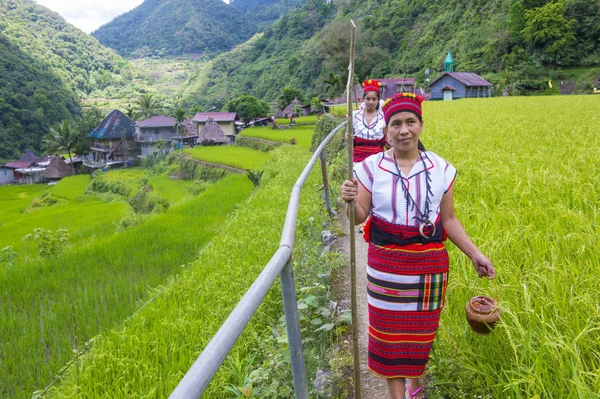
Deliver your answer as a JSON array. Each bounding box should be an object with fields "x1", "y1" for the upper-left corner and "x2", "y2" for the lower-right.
[
  {"x1": 136, "y1": 115, "x2": 176, "y2": 128},
  {"x1": 192, "y1": 112, "x2": 237, "y2": 123}
]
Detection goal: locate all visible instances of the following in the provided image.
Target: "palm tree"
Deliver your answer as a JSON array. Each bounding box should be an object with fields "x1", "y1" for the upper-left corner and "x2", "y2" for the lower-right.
[
  {"x1": 43, "y1": 120, "x2": 78, "y2": 173},
  {"x1": 136, "y1": 94, "x2": 161, "y2": 120},
  {"x1": 172, "y1": 107, "x2": 186, "y2": 146},
  {"x1": 324, "y1": 72, "x2": 341, "y2": 99}
]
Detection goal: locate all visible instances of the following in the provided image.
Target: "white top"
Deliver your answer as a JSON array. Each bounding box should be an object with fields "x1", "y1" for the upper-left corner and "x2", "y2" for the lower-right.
[
  {"x1": 353, "y1": 151, "x2": 457, "y2": 226},
  {"x1": 352, "y1": 107, "x2": 386, "y2": 141}
]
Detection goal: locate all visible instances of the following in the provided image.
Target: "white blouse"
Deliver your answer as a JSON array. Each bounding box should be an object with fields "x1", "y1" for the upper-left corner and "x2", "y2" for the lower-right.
[
  {"x1": 352, "y1": 108, "x2": 386, "y2": 141},
  {"x1": 353, "y1": 151, "x2": 457, "y2": 226}
]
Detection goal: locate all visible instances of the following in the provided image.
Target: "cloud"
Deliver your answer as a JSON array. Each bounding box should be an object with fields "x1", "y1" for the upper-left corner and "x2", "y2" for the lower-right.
[{"x1": 34, "y1": 0, "x2": 144, "y2": 33}]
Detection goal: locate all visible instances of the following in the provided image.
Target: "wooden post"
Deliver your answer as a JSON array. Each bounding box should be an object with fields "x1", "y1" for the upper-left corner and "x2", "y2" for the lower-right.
[{"x1": 346, "y1": 19, "x2": 361, "y2": 399}]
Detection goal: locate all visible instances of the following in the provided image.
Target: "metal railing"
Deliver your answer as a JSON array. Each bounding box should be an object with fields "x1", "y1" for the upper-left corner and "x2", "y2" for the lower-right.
[{"x1": 170, "y1": 121, "x2": 347, "y2": 399}]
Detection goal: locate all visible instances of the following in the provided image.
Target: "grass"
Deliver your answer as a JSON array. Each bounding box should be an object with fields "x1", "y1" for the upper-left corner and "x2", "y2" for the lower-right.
[
  {"x1": 1, "y1": 175, "x2": 254, "y2": 398},
  {"x1": 0, "y1": 184, "x2": 49, "y2": 224},
  {"x1": 275, "y1": 115, "x2": 319, "y2": 125},
  {"x1": 49, "y1": 175, "x2": 91, "y2": 200},
  {"x1": 182, "y1": 146, "x2": 271, "y2": 170},
  {"x1": 239, "y1": 126, "x2": 315, "y2": 150},
  {"x1": 147, "y1": 174, "x2": 194, "y2": 203},
  {"x1": 43, "y1": 144, "x2": 331, "y2": 398},
  {"x1": 0, "y1": 179, "x2": 128, "y2": 258},
  {"x1": 419, "y1": 95, "x2": 600, "y2": 398}
]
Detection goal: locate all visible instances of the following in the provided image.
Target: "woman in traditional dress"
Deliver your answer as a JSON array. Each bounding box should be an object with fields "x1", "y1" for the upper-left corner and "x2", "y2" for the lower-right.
[
  {"x1": 351, "y1": 79, "x2": 387, "y2": 164},
  {"x1": 341, "y1": 93, "x2": 495, "y2": 399}
]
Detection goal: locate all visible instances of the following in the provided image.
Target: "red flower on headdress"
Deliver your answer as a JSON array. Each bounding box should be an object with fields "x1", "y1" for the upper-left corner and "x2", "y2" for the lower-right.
[{"x1": 362, "y1": 79, "x2": 381, "y2": 94}]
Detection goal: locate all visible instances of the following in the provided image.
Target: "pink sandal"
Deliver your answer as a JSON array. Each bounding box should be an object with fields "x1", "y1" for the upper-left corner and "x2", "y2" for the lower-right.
[{"x1": 405, "y1": 384, "x2": 424, "y2": 399}]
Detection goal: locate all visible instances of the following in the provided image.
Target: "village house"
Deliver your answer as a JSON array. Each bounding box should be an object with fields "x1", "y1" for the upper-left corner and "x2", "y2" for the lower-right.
[
  {"x1": 197, "y1": 117, "x2": 229, "y2": 145},
  {"x1": 428, "y1": 72, "x2": 492, "y2": 100},
  {"x1": 0, "y1": 165, "x2": 15, "y2": 185},
  {"x1": 427, "y1": 51, "x2": 492, "y2": 100},
  {"x1": 43, "y1": 157, "x2": 73, "y2": 182},
  {"x1": 87, "y1": 110, "x2": 140, "y2": 168},
  {"x1": 3, "y1": 150, "x2": 45, "y2": 184},
  {"x1": 192, "y1": 112, "x2": 237, "y2": 144},
  {"x1": 275, "y1": 98, "x2": 311, "y2": 119},
  {"x1": 134, "y1": 115, "x2": 194, "y2": 156}
]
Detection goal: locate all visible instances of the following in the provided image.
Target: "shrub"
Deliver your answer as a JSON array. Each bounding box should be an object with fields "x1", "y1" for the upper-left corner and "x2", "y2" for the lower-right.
[{"x1": 22, "y1": 228, "x2": 70, "y2": 258}]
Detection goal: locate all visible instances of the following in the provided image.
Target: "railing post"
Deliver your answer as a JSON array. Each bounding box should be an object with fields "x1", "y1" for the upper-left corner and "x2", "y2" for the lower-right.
[
  {"x1": 280, "y1": 257, "x2": 309, "y2": 399},
  {"x1": 320, "y1": 152, "x2": 336, "y2": 216}
]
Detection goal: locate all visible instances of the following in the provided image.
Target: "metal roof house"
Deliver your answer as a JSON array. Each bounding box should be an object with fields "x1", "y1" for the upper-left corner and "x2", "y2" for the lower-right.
[
  {"x1": 87, "y1": 110, "x2": 140, "y2": 168},
  {"x1": 428, "y1": 72, "x2": 492, "y2": 101}
]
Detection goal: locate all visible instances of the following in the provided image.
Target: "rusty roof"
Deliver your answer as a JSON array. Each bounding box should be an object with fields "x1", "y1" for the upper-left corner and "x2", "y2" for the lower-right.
[{"x1": 88, "y1": 110, "x2": 135, "y2": 140}]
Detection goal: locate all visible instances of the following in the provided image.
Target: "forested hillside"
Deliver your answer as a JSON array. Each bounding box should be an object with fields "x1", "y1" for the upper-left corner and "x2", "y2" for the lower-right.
[
  {"x1": 0, "y1": 0, "x2": 135, "y2": 97},
  {"x1": 0, "y1": 34, "x2": 80, "y2": 162},
  {"x1": 230, "y1": 0, "x2": 306, "y2": 29},
  {"x1": 182, "y1": 0, "x2": 600, "y2": 108},
  {"x1": 0, "y1": 0, "x2": 146, "y2": 162},
  {"x1": 92, "y1": 0, "x2": 257, "y2": 57}
]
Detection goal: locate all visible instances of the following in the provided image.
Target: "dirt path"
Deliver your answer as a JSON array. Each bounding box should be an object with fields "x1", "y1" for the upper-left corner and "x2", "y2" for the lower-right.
[{"x1": 339, "y1": 215, "x2": 390, "y2": 399}]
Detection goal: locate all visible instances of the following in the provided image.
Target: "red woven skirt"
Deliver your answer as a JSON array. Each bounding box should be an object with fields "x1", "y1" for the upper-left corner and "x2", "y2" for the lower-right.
[
  {"x1": 353, "y1": 137, "x2": 385, "y2": 163},
  {"x1": 366, "y1": 237, "x2": 449, "y2": 378}
]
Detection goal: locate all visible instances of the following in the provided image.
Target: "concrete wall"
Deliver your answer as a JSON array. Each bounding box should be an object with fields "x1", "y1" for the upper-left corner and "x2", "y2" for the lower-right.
[{"x1": 137, "y1": 126, "x2": 176, "y2": 142}]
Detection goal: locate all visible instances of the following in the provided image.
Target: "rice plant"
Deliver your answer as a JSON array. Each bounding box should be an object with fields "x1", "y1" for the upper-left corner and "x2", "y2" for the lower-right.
[{"x1": 182, "y1": 146, "x2": 270, "y2": 170}]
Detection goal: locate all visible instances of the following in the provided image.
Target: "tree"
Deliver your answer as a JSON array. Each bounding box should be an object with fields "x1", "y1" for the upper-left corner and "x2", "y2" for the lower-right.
[
  {"x1": 72, "y1": 108, "x2": 104, "y2": 157},
  {"x1": 323, "y1": 71, "x2": 342, "y2": 99},
  {"x1": 521, "y1": 2, "x2": 576, "y2": 65},
  {"x1": 172, "y1": 107, "x2": 187, "y2": 144},
  {"x1": 125, "y1": 104, "x2": 137, "y2": 120},
  {"x1": 43, "y1": 120, "x2": 78, "y2": 173},
  {"x1": 136, "y1": 94, "x2": 161, "y2": 120},
  {"x1": 278, "y1": 87, "x2": 306, "y2": 110},
  {"x1": 225, "y1": 94, "x2": 270, "y2": 126}
]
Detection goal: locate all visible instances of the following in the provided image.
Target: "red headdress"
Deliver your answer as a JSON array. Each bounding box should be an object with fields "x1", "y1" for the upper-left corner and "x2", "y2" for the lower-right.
[
  {"x1": 382, "y1": 92, "x2": 424, "y2": 122},
  {"x1": 362, "y1": 79, "x2": 382, "y2": 94}
]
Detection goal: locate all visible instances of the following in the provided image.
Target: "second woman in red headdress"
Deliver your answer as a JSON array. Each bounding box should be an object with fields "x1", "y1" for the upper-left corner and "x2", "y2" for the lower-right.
[{"x1": 351, "y1": 79, "x2": 387, "y2": 164}]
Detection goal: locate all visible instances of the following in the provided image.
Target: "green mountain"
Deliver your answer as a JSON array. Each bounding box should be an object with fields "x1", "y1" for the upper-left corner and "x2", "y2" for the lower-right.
[
  {"x1": 92, "y1": 0, "x2": 258, "y2": 57},
  {"x1": 0, "y1": 0, "x2": 133, "y2": 97},
  {"x1": 182, "y1": 0, "x2": 600, "y2": 109},
  {"x1": 230, "y1": 0, "x2": 306, "y2": 30},
  {"x1": 0, "y1": 0, "x2": 140, "y2": 162},
  {"x1": 0, "y1": 34, "x2": 79, "y2": 162}
]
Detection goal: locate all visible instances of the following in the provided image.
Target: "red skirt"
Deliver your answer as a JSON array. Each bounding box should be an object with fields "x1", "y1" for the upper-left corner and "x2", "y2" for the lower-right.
[
  {"x1": 366, "y1": 220, "x2": 449, "y2": 378},
  {"x1": 353, "y1": 136, "x2": 385, "y2": 163}
]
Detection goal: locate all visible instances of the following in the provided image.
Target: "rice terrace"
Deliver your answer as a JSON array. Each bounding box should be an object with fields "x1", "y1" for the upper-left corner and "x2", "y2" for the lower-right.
[
  {"x1": 2, "y1": 0, "x2": 600, "y2": 397},
  {"x1": 0, "y1": 95, "x2": 598, "y2": 398}
]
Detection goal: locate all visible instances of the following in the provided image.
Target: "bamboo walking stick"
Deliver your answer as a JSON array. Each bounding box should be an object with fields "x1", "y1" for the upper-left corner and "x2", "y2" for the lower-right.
[{"x1": 346, "y1": 20, "x2": 361, "y2": 399}]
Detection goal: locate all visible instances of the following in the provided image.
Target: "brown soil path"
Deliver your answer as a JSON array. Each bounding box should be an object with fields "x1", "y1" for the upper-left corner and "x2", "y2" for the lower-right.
[{"x1": 340, "y1": 215, "x2": 390, "y2": 399}]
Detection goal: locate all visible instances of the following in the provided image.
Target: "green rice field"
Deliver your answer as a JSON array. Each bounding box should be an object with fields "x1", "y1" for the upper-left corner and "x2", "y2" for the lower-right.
[
  {"x1": 275, "y1": 115, "x2": 319, "y2": 125},
  {"x1": 182, "y1": 146, "x2": 270, "y2": 170},
  {"x1": 3, "y1": 95, "x2": 600, "y2": 398},
  {"x1": 239, "y1": 126, "x2": 315, "y2": 149},
  {"x1": 421, "y1": 96, "x2": 600, "y2": 398},
  {"x1": 0, "y1": 170, "x2": 254, "y2": 398}
]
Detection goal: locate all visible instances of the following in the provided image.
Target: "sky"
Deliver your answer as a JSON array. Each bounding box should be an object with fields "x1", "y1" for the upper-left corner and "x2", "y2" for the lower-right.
[
  {"x1": 34, "y1": 0, "x2": 231, "y2": 33},
  {"x1": 34, "y1": 0, "x2": 144, "y2": 33}
]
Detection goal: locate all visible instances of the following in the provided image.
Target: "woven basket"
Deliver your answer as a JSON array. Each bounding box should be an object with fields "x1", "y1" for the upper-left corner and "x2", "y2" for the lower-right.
[{"x1": 465, "y1": 295, "x2": 501, "y2": 335}]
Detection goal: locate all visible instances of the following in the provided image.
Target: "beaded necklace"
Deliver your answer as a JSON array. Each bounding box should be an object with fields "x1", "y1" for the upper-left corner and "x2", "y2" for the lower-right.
[{"x1": 392, "y1": 151, "x2": 436, "y2": 238}]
